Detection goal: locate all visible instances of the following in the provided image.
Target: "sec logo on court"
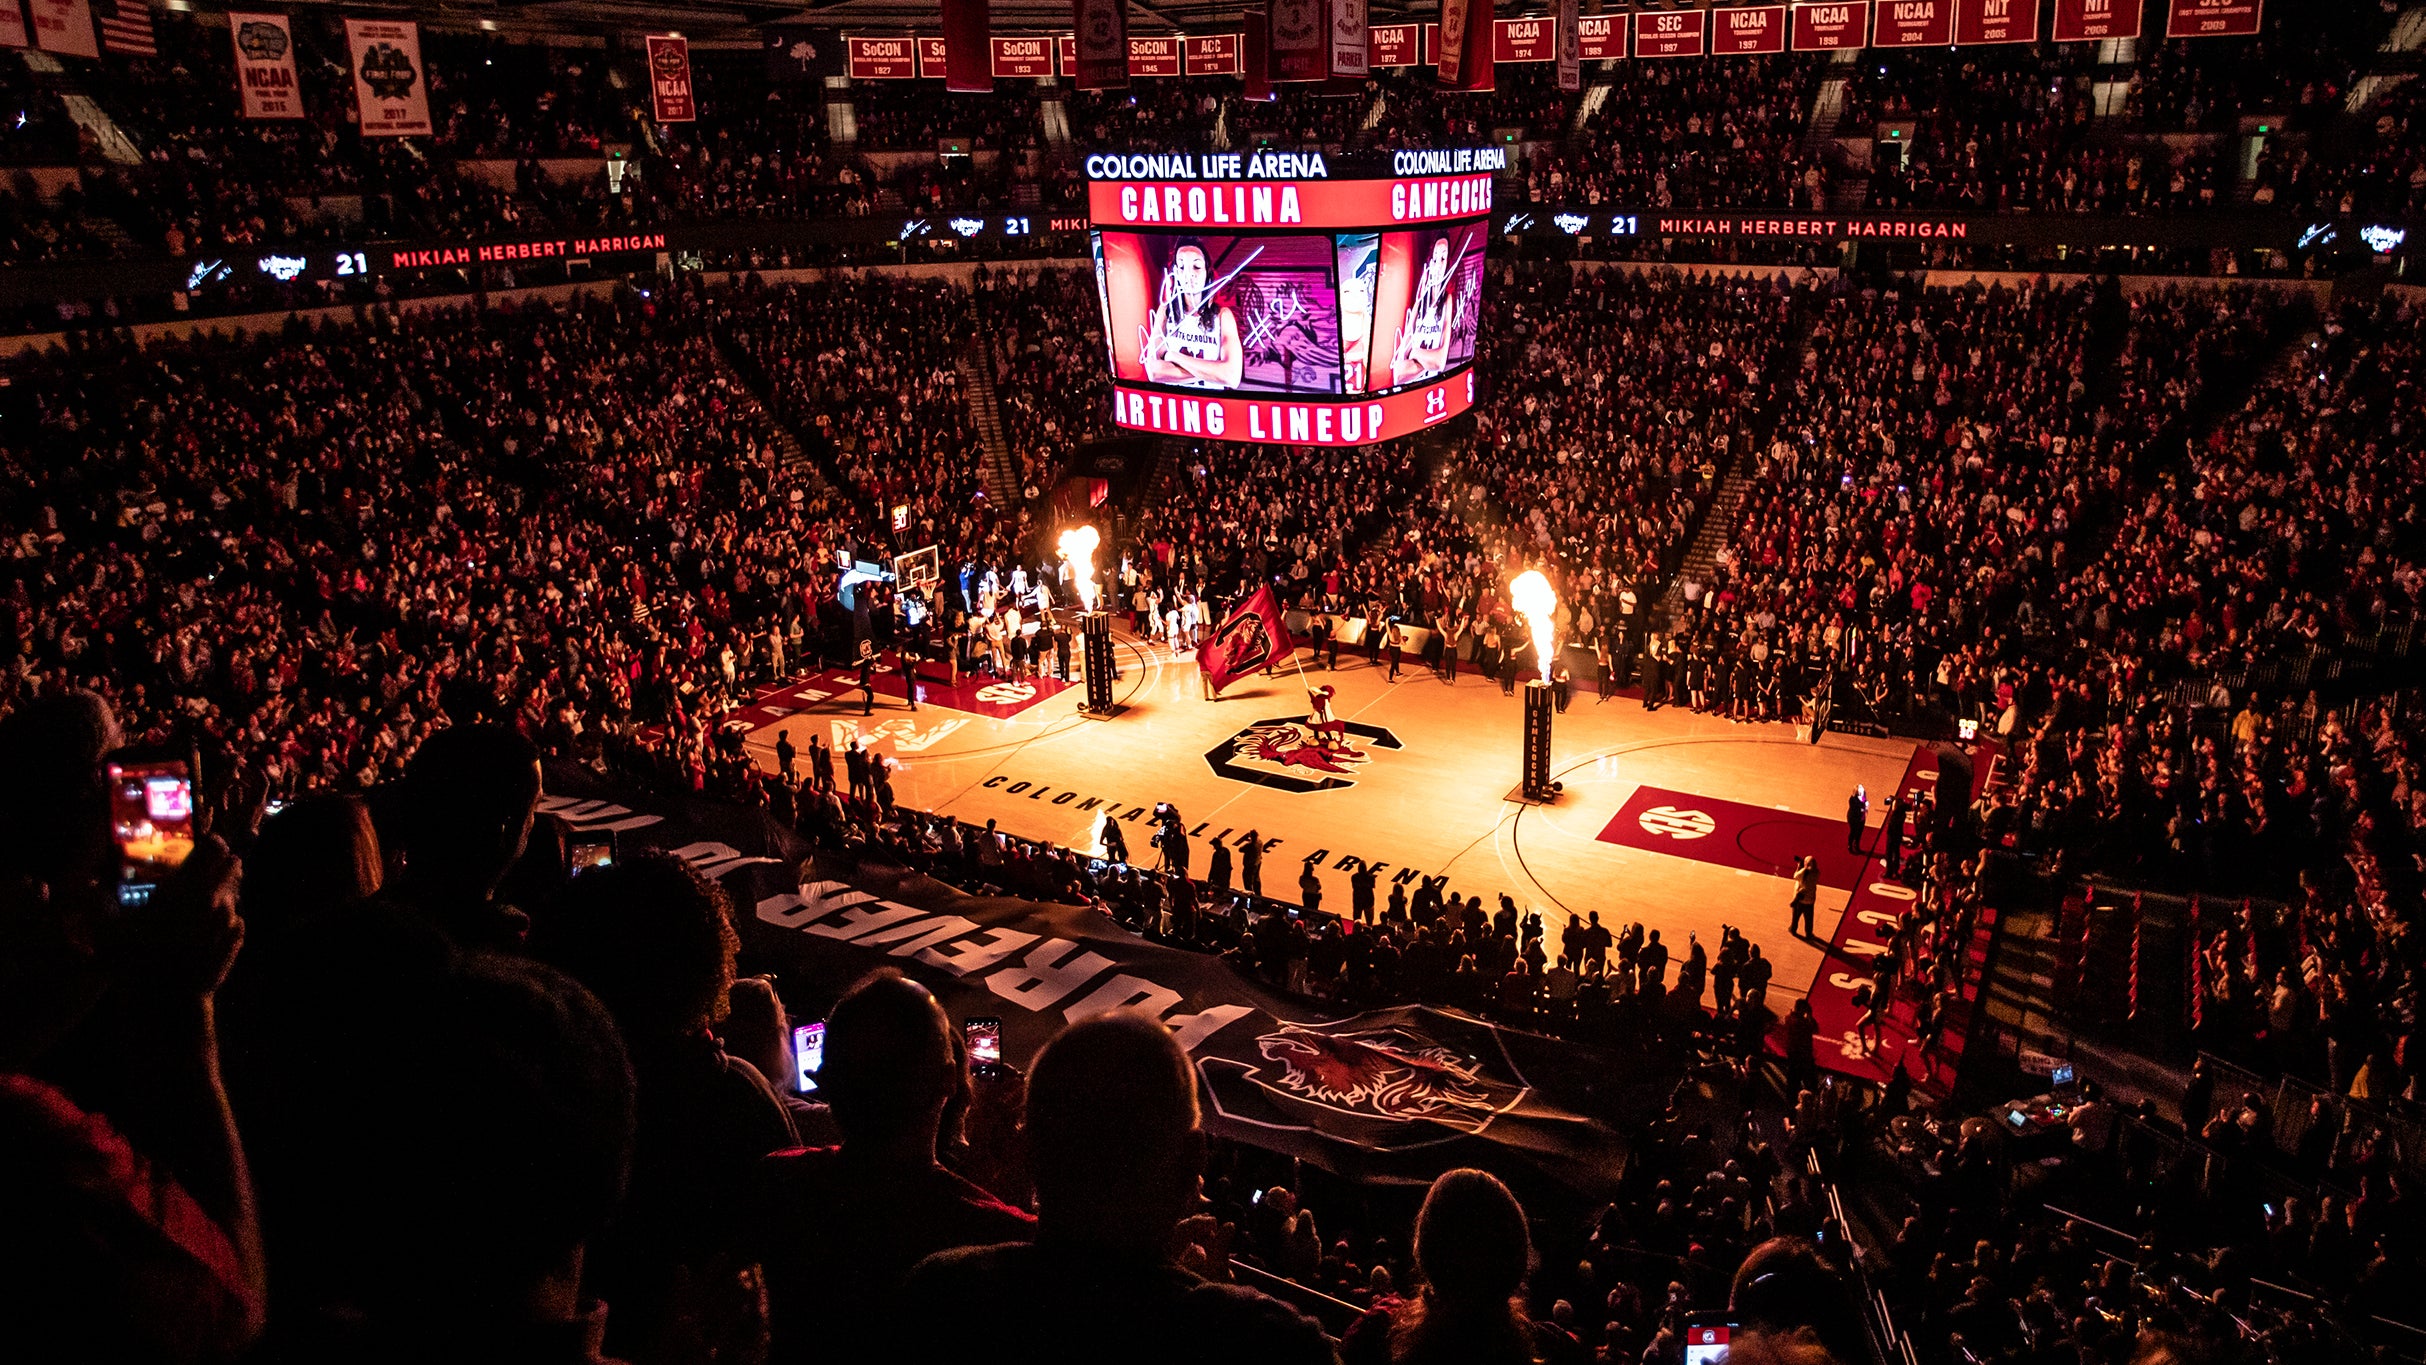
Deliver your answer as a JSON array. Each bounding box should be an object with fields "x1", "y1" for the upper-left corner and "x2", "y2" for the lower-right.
[{"x1": 1637, "y1": 806, "x2": 1717, "y2": 840}]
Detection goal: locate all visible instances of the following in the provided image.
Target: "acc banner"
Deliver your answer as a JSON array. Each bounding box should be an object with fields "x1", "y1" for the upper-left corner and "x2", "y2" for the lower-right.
[
  {"x1": 947, "y1": 0, "x2": 993, "y2": 91},
  {"x1": 28, "y1": 0, "x2": 97, "y2": 58},
  {"x1": 1330, "y1": 0, "x2": 1367, "y2": 77},
  {"x1": 346, "y1": 18, "x2": 431, "y2": 137},
  {"x1": 1071, "y1": 0, "x2": 1123, "y2": 88},
  {"x1": 1184, "y1": 31, "x2": 1240, "y2": 74},
  {"x1": 536, "y1": 766, "x2": 1635, "y2": 1190},
  {"x1": 1270, "y1": 0, "x2": 1325, "y2": 81},
  {"x1": 2052, "y1": 0, "x2": 2140, "y2": 40},
  {"x1": 228, "y1": 12, "x2": 302, "y2": 118},
  {"x1": 645, "y1": 35, "x2": 696, "y2": 122},
  {"x1": 2166, "y1": 0, "x2": 2258, "y2": 37},
  {"x1": 1555, "y1": 0, "x2": 1578, "y2": 91},
  {"x1": 1957, "y1": 0, "x2": 2041, "y2": 43}
]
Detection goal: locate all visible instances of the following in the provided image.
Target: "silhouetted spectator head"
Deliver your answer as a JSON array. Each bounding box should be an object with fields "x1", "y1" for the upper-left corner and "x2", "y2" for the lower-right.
[
  {"x1": 819, "y1": 968, "x2": 958, "y2": 1151},
  {"x1": 1732, "y1": 1237, "x2": 1863, "y2": 1364},
  {"x1": 241, "y1": 793, "x2": 382, "y2": 940},
  {"x1": 533, "y1": 850, "x2": 737, "y2": 1045},
  {"x1": 395, "y1": 723, "x2": 542, "y2": 901},
  {"x1": 0, "y1": 692, "x2": 120, "y2": 1067},
  {"x1": 1024, "y1": 1009, "x2": 1203, "y2": 1249},
  {"x1": 1382, "y1": 1168, "x2": 1536, "y2": 1363}
]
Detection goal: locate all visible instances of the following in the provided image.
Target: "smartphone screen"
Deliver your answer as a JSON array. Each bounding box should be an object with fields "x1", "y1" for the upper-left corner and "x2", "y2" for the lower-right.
[
  {"x1": 792, "y1": 1021, "x2": 826, "y2": 1095},
  {"x1": 569, "y1": 837, "x2": 616, "y2": 873},
  {"x1": 966, "y1": 1017, "x2": 1003, "y2": 1073},
  {"x1": 108, "y1": 760, "x2": 196, "y2": 908},
  {"x1": 1683, "y1": 1324, "x2": 1733, "y2": 1365}
]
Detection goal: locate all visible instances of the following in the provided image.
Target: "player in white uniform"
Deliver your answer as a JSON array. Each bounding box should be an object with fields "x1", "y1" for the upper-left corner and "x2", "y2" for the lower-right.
[
  {"x1": 1140, "y1": 241, "x2": 1245, "y2": 389},
  {"x1": 1391, "y1": 235, "x2": 1462, "y2": 387}
]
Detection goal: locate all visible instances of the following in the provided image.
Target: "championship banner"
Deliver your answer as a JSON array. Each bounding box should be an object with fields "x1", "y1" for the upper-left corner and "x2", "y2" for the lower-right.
[
  {"x1": 1128, "y1": 34, "x2": 1181, "y2": 75},
  {"x1": 1633, "y1": 6, "x2": 1707, "y2": 58},
  {"x1": 1330, "y1": 0, "x2": 1368, "y2": 78},
  {"x1": 28, "y1": 0, "x2": 97, "y2": 57},
  {"x1": 1791, "y1": 1, "x2": 1871, "y2": 49},
  {"x1": 991, "y1": 34, "x2": 1052, "y2": 78},
  {"x1": 918, "y1": 36, "x2": 949, "y2": 76},
  {"x1": 1873, "y1": 0, "x2": 1954, "y2": 44},
  {"x1": 947, "y1": 0, "x2": 994, "y2": 90},
  {"x1": 345, "y1": 18, "x2": 430, "y2": 137},
  {"x1": 1073, "y1": 0, "x2": 1126, "y2": 87},
  {"x1": 1574, "y1": 14, "x2": 1622, "y2": 60},
  {"x1": 2051, "y1": 0, "x2": 2140, "y2": 40},
  {"x1": 0, "y1": 0, "x2": 26, "y2": 49},
  {"x1": 644, "y1": 35, "x2": 696, "y2": 122},
  {"x1": 1200, "y1": 585, "x2": 1294, "y2": 695},
  {"x1": 1243, "y1": 9, "x2": 1273, "y2": 100},
  {"x1": 1555, "y1": 0, "x2": 1579, "y2": 91},
  {"x1": 1955, "y1": 0, "x2": 2041, "y2": 43},
  {"x1": 2165, "y1": 0, "x2": 2257, "y2": 37},
  {"x1": 1270, "y1": 0, "x2": 1325, "y2": 81},
  {"x1": 1713, "y1": 5, "x2": 1789, "y2": 53},
  {"x1": 1491, "y1": 14, "x2": 1555, "y2": 62},
  {"x1": 1369, "y1": 21, "x2": 1419, "y2": 65},
  {"x1": 845, "y1": 35, "x2": 917, "y2": 78},
  {"x1": 536, "y1": 766, "x2": 1636, "y2": 1192},
  {"x1": 228, "y1": 12, "x2": 301, "y2": 119},
  {"x1": 1434, "y1": 0, "x2": 1470, "y2": 84},
  {"x1": 1184, "y1": 31, "x2": 1240, "y2": 74}
]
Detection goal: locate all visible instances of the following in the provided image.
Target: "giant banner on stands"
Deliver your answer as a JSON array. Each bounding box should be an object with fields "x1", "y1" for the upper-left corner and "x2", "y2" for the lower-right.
[
  {"x1": 346, "y1": 18, "x2": 432, "y2": 136},
  {"x1": 536, "y1": 766, "x2": 1634, "y2": 1189}
]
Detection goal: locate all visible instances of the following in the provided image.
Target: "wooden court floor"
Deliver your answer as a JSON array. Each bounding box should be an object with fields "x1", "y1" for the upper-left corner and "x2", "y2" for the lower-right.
[{"x1": 740, "y1": 631, "x2": 1915, "y2": 1006}]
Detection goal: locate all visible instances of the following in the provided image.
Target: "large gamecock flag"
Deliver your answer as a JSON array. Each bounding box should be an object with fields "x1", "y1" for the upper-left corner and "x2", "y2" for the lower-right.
[
  {"x1": 1199, "y1": 584, "x2": 1294, "y2": 695},
  {"x1": 536, "y1": 762, "x2": 1638, "y2": 1190}
]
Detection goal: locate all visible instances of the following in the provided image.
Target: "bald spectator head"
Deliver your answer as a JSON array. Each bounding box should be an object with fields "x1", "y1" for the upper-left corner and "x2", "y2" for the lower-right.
[
  {"x1": 1024, "y1": 1010, "x2": 1202, "y2": 1251},
  {"x1": 819, "y1": 969, "x2": 959, "y2": 1157}
]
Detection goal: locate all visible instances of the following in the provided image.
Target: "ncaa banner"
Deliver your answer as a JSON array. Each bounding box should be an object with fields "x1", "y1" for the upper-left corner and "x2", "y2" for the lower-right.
[
  {"x1": 346, "y1": 18, "x2": 431, "y2": 136},
  {"x1": 946, "y1": 0, "x2": 993, "y2": 91},
  {"x1": 1790, "y1": 1, "x2": 1871, "y2": 49},
  {"x1": 1072, "y1": 0, "x2": 1124, "y2": 89},
  {"x1": 2051, "y1": 0, "x2": 2140, "y2": 40},
  {"x1": 1368, "y1": 21, "x2": 1418, "y2": 65},
  {"x1": 1270, "y1": 0, "x2": 1326, "y2": 81},
  {"x1": 1330, "y1": 0, "x2": 1367, "y2": 77},
  {"x1": 1713, "y1": 5, "x2": 1790, "y2": 53},
  {"x1": 1491, "y1": 15, "x2": 1555, "y2": 62},
  {"x1": 1873, "y1": 0, "x2": 1955, "y2": 44},
  {"x1": 28, "y1": 0, "x2": 97, "y2": 58},
  {"x1": 229, "y1": 13, "x2": 302, "y2": 119},
  {"x1": 644, "y1": 35, "x2": 695, "y2": 122},
  {"x1": 1574, "y1": 14, "x2": 1622, "y2": 59},
  {"x1": 1956, "y1": 0, "x2": 2040, "y2": 43},
  {"x1": 1555, "y1": 0, "x2": 1578, "y2": 91}
]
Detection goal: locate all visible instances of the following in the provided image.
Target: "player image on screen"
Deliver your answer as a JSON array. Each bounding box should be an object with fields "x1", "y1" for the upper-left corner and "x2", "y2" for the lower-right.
[
  {"x1": 1335, "y1": 234, "x2": 1379, "y2": 394},
  {"x1": 1140, "y1": 240, "x2": 1245, "y2": 389},
  {"x1": 1361, "y1": 222, "x2": 1484, "y2": 397},
  {"x1": 1391, "y1": 234, "x2": 1464, "y2": 386}
]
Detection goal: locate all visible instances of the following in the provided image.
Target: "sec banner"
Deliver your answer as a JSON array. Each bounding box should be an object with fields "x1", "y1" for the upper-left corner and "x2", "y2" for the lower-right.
[
  {"x1": 229, "y1": 12, "x2": 303, "y2": 120},
  {"x1": 1791, "y1": 1, "x2": 1871, "y2": 49},
  {"x1": 2166, "y1": 0, "x2": 2258, "y2": 37},
  {"x1": 1956, "y1": 0, "x2": 2041, "y2": 43},
  {"x1": 346, "y1": 19, "x2": 431, "y2": 137},
  {"x1": 1873, "y1": 0, "x2": 1955, "y2": 45},
  {"x1": 1711, "y1": 5, "x2": 1789, "y2": 53},
  {"x1": 645, "y1": 35, "x2": 695, "y2": 122},
  {"x1": 1633, "y1": 7, "x2": 1707, "y2": 58},
  {"x1": 2052, "y1": 0, "x2": 2142, "y2": 40}
]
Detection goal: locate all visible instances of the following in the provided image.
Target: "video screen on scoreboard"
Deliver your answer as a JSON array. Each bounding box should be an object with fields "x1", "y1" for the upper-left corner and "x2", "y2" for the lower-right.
[
  {"x1": 1365, "y1": 222, "x2": 1487, "y2": 394},
  {"x1": 1094, "y1": 231, "x2": 1354, "y2": 395}
]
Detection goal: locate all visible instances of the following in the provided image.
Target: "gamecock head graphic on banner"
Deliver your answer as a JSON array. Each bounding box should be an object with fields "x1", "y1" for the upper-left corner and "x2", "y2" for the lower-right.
[
  {"x1": 1197, "y1": 584, "x2": 1295, "y2": 695},
  {"x1": 1200, "y1": 1009, "x2": 1534, "y2": 1144}
]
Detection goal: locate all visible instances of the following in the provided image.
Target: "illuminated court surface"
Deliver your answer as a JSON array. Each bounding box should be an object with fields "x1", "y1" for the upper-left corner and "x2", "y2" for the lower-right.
[{"x1": 740, "y1": 632, "x2": 1914, "y2": 1005}]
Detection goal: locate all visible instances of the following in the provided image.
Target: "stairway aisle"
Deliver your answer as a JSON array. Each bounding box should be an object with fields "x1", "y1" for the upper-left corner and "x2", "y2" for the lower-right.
[{"x1": 957, "y1": 355, "x2": 1023, "y2": 506}]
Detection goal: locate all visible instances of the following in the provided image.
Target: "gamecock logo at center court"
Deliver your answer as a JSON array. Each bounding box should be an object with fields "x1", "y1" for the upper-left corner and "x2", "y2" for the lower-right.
[{"x1": 1204, "y1": 716, "x2": 1404, "y2": 794}]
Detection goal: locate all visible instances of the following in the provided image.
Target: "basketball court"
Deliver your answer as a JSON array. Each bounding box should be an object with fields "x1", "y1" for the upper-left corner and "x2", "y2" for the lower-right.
[{"x1": 739, "y1": 628, "x2": 1924, "y2": 1010}]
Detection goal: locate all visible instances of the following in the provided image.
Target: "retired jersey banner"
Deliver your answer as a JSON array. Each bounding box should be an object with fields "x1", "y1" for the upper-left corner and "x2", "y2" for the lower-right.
[
  {"x1": 28, "y1": 0, "x2": 97, "y2": 57},
  {"x1": 1556, "y1": 0, "x2": 1579, "y2": 90},
  {"x1": 1574, "y1": 13, "x2": 1622, "y2": 59},
  {"x1": 1127, "y1": 33, "x2": 1181, "y2": 74},
  {"x1": 346, "y1": 18, "x2": 430, "y2": 136},
  {"x1": 2052, "y1": 0, "x2": 2141, "y2": 40},
  {"x1": 1072, "y1": 0, "x2": 1124, "y2": 88},
  {"x1": 1791, "y1": 1, "x2": 1871, "y2": 49},
  {"x1": 1243, "y1": 9, "x2": 1273, "y2": 99},
  {"x1": 2166, "y1": 0, "x2": 2257, "y2": 37},
  {"x1": 1956, "y1": 0, "x2": 2040, "y2": 43},
  {"x1": 228, "y1": 13, "x2": 301, "y2": 119},
  {"x1": 1633, "y1": 7, "x2": 1707, "y2": 57},
  {"x1": 1183, "y1": 31, "x2": 1240, "y2": 73},
  {"x1": 946, "y1": 0, "x2": 994, "y2": 89},
  {"x1": 1713, "y1": 5, "x2": 1790, "y2": 52},
  {"x1": 1492, "y1": 14, "x2": 1555, "y2": 62},
  {"x1": 1440, "y1": 0, "x2": 1493, "y2": 89},
  {"x1": 0, "y1": 0, "x2": 27, "y2": 48},
  {"x1": 1330, "y1": 0, "x2": 1368, "y2": 77},
  {"x1": 1370, "y1": 20, "x2": 1419, "y2": 64},
  {"x1": 1434, "y1": 0, "x2": 1472, "y2": 83},
  {"x1": 1270, "y1": 0, "x2": 1326, "y2": 80},
  {"x1": 1201, "y1": 585, "x2": 1295, "y2": 695},
  {"x1": 846, "y1": 34, "x2": 916, "y2": 78},
  {"x1": 644, "y1": 35, "x2": 696, "y2": 122},
  {"x1": 1873, "y1": 0, "x2": 1955, "y2": 44}
]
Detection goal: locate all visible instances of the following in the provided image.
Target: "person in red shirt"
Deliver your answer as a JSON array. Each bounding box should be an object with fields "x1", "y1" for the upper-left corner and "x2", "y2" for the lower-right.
[{"x1": 751, "y1": 970, "x2": 1034, "y2": 1365}]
